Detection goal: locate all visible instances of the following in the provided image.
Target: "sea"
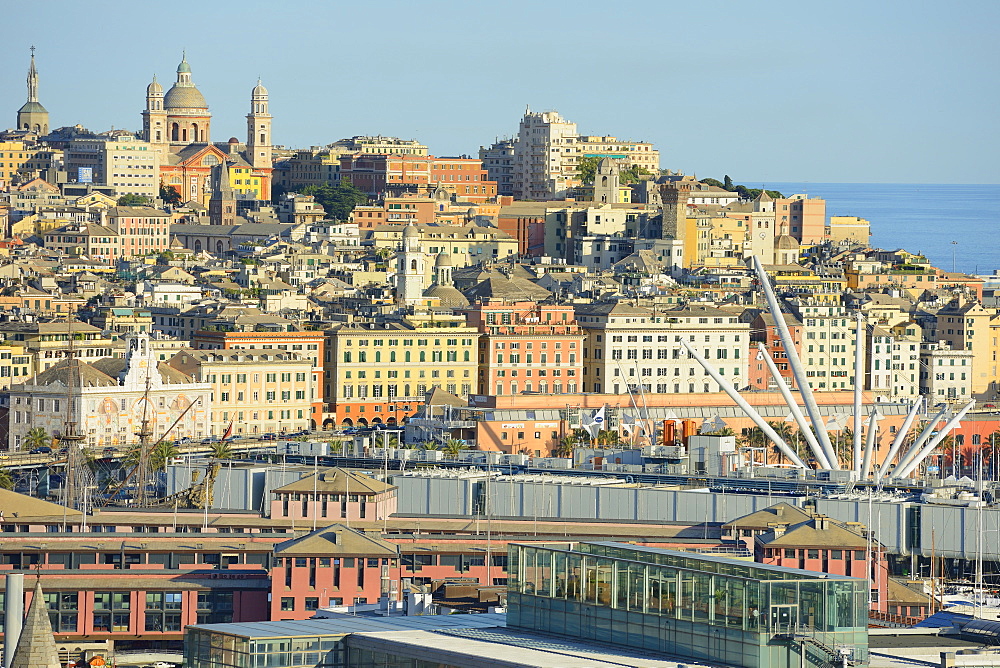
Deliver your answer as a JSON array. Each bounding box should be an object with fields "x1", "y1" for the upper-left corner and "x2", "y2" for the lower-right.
[{"x1": 760, "y1": 183, "x2": 1000, "y2": 276}]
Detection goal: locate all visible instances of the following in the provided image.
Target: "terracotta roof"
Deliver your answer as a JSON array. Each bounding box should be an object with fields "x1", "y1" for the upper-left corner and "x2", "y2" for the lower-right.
[
  {"x1": 756, "y1": 516, "x2": 870, "y2": 549},
  {"x1": 722, "y1": 503, "x2": 810, "y2": 530},
  {"x1": 22, "y1": 358, "x2": 117, "y2": 388},
  {"x1": 0, "y1": 487, "x2": 83, "y2": 521},
  {"x1": 274, "y1": 524, "x2": 399, "y2": 557},
  {"x1": 272, "y1": 468, "x2": 395, "y2": 495}
]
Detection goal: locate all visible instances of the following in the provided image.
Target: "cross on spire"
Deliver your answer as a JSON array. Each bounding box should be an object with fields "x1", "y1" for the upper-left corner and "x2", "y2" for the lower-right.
[{"x1": 30, "y1": 45, "x2": 35, "y2": 56}]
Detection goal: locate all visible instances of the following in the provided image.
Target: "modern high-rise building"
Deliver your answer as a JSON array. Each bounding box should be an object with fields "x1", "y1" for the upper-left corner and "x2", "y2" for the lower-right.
[{"x1": 509, "y1": 109, "x2": 659, "y2": 200}]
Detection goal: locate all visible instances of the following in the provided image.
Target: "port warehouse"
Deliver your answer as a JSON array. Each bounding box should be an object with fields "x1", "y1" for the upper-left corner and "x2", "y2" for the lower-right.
[{"x1": 165, "y1": 460, "x2": 1000, "y2": 564}]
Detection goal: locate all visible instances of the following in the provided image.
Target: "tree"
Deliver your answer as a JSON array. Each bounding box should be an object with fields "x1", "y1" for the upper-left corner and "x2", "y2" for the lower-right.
[
  {"x1": 724, "y1": 175, "x2": 734, "y2": 190},
  {"x1": 24, "y1": 427, "x2": 50, "y2": 451},
  {"x1": 116, "y1": 193, "x2": 152, "y2": 207},
  {"x1": 575, "y1": 156, "x2": 602, "y2": 185},
  {"x1": 444, "y1": 439, "x2": 464, "y2": 459},
  {"x1": 159, "y1": 184, "x2": 181, "y2": 204},
  {"x1": 553, "y1": 436, "x2": 575, "y2": 458},
  {"x1": 0, "y1": 469, "x2": 12, "y2": 490},
  {"x1": 124, "y1": 439, "x2": 179, "y2": 471},
  {"x1": 619, "y1": 165, "x2": 650, "y2": 185},
  {"x1": 297, "y1": 179, "x2": 370, "y2": 221},
  {"x1": 209, "y1": 442, "x2": 233, "y2": 460},
  {"x1": 420, "y1": 441, "x2": 441, "y2": 452}
]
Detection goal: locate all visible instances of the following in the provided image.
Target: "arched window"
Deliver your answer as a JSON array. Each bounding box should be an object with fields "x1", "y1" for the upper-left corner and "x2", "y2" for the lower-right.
[
  {"x1": 410, "y1": 259, "x2": 417, "y2": 271},
  {"x1": 374, "y1": 352, "x2": 381, "y2": 363},
  {"x1": 358, "y1": 351, "x2": 367, "y2": 363},
  {"x1": 192, "y1": 123, "x2": 199, "y2": 141},
  {"x1": 216, "y1": 241, "x2": 224, "y2": 254},
  {"x1": 390, "y1": 351, "x2": 396, "y2": 362},
  {"x1": 419, "y1": 351, "x2": 426, "y2": 362},
  {"x1": 171, "y1": 123, "x2": 179, "y2": 141},
  {"x1": 463, "y1": 351, "x2": 470, "y2": 362},
  {"x1": 404, "y1": 351, "x2": 411, "y2": 362},
  {"x1": 601, "y1": 176, "x2": 608, "y2": 187}
]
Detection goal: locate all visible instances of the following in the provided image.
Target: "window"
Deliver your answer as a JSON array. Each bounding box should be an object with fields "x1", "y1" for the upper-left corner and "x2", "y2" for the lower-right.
[{"x1": 280, "y1": 597, "x2": 294, "y2": 611}]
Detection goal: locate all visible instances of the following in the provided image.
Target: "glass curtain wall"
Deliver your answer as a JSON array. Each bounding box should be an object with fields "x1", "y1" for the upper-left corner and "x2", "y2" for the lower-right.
[{"x1": 509, "y1": 542, "x2": 867, "y2": 668}]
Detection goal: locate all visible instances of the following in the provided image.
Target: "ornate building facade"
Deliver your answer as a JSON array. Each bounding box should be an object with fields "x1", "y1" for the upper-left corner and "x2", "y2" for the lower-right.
[{"x1": 142, "y1": 55, "x2": 273, "y2": 205}]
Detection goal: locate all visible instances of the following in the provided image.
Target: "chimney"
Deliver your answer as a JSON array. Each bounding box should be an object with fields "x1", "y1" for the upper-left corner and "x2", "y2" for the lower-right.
[{"x1": 768, "y1": 523, "x2": 787, "y2": 538}]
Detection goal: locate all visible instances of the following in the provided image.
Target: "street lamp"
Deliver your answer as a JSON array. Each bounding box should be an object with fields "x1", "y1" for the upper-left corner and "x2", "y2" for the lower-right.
[{"x1": 951, "y1": 241, "x2": 958, "y2": 273}]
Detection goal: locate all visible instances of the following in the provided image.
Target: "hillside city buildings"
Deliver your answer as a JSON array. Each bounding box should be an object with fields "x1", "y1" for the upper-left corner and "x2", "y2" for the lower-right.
[{"x1": 0, "y1": 47, "x2": 998, "y2": 668}]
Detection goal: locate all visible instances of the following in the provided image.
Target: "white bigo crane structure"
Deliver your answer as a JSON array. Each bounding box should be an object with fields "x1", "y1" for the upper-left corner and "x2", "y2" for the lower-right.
[{"x1": 680, "y1": 255, "x2": 972, "y2": 482}]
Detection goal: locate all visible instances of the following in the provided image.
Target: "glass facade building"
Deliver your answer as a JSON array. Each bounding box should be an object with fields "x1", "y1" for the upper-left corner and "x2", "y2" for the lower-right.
[{"x1": 508, "y1": 541, "x2": 868, "y2": 668}]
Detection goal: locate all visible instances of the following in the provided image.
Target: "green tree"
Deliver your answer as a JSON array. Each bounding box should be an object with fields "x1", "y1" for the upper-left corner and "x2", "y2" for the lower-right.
[
  {"x1": 297, "y1": 179, "x2": 370, "y2": 221},
  {"x1": 124, "y1": 440, "x2": 179, "y2": 471},
  {"x1": 159, "y1": 184, "x2": 181, "y2": 204},
  {"x1": 420, "y1": 441, "x2": 441, "y2": 452},
  {"x1": 575, "y1": 156, "x2": 602, "y2": 185},
  {"x1": 700, "y1": 178, "x2": 726, "y2": 189},
  {"x1": 209, "y1": 441, "x2": 233, "y2": 460},
  {"x1": 0, "y1": 468, "x2": 12, "y2": 490},
  {"x1": 443, "y1": 439, "x2": 464, "y2": 459},
  {"x1": 24, "y1": 427, "x2": 50, "y2": 451},
  {"x1": 724, "y1": 175, "x2": 734, "y2": 190},
  {"x1": 553, "y1": 436, "x2": 575, "y2": 458},
  {"x1": 116, "y1": 193, "x2": 152, "y2": 207},
  {"x1": 619, "y1": 165, "x2": 650, "y2": 185}
]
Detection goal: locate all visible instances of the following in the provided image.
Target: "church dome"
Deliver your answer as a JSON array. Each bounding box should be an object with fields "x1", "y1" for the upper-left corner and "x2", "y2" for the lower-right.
[
  {"x1": 435, "y1": 252, "x2": 452, "y2": 268},
  {"x1": 402, "y1": 224, "x2": 419, "y2": 239},
  {"x1": 424, "y1": 284, "x2": 470, "y2": 308},
  {"x1": 775, "y1": 234, "x2": 799, "y2": 250},
  {"x1": 147, "y1": 75, "x2": 162, "y2": 95},
  {"x1": 164, "y1": 84, "x2": 208, "y2": 110},
  {"x1": 252, "y1": 79, "x2": 268, "y2": 96}
]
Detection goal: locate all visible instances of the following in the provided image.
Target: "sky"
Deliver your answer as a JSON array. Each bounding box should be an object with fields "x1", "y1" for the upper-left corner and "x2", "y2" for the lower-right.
[{"x1": 4, "y1": 0, "x2": 998, "y2": 184}]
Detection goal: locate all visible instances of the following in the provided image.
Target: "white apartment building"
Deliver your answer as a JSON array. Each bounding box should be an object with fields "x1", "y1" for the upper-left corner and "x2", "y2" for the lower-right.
[
  {"x1": 510, "y1": 110, "x2": 660, "y2": 200},
  {"x1": 868, "y1": 326, "x2": 920, "y2": 402},
  {"x1": 793, "y1": 303, "x2": 858, "y2": 391},
  {"x1": 920, "y1": 341, "x2": 974, "y2": 404},
  {"x1": 577, "y1": 303, "x2": 749, "y2": 395},
  {"x1": 64, "y1": 134, "x2": 160, "y2": 198},
  {"x1": 479, "y1": 139, "x2": 515, "y2": 197}
]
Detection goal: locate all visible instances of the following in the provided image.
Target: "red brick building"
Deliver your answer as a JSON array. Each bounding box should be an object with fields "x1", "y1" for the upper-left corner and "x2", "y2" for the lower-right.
[{"x1": 339, "y1": 154, "x2": 497, "y2": 203}]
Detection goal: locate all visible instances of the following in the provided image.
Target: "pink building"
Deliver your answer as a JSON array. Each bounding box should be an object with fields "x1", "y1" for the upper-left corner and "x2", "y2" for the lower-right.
[
  {"x1": 269, "y1": 468, "x2": 397, "y2": 522},
  {"x1": 748, "y1": 509, "x2": 891, "y2": 615},
  {"x1": 460, "y1": 299, "x2": 585, "y2": 397}
]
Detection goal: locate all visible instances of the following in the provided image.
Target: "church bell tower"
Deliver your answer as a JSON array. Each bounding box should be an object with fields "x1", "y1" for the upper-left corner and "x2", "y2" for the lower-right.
[
  {"x1": 246, "y1": 80, "x2": 272, "y2": 169},
  {"x1": 16, "y1": 47, "x2": 49, "y2": 135}
]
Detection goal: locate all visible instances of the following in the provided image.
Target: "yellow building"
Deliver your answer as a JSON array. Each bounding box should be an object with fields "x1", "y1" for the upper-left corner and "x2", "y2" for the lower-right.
[
  {"x1": 230, "y1": 165, "x2": 264, "y2": 199},
  {"x1": 0, "y1": 343, "x2": 31, "y2": 391},
  {"x1": 167, "y1": 349, "x2": 315, "y2": 437},
  {"x1": 928, "y1": 296, "x2": 999, "y2": 395},
  {"x1": 323, "y1": 313, "x2": 478, "y2": 427},
  {"x1": 828, "y1": 216, "x2": 871, "y2": 245},
  {"x1": 0, "y1": 140, "x2": 57, "y2": 187}
]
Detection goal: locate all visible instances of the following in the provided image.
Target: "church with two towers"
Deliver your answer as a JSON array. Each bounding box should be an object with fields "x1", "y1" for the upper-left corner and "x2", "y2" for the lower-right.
[{"x1": 141, "y1": 54, "x2": 274, "y2": 204}]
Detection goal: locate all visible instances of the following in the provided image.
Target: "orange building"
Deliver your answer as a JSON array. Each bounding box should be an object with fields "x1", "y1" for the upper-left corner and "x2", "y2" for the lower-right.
[
  {"x1": 460, "y1": 300, "x2": 585, "y2": 398},
  {"x1": 340, "y1": 154, "x2": 497, "y2": 203}
]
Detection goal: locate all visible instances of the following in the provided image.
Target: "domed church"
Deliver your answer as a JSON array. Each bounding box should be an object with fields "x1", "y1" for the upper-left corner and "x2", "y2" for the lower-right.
[{"x1": 141, "y1": 54, "x2": 273, "y2": 206}]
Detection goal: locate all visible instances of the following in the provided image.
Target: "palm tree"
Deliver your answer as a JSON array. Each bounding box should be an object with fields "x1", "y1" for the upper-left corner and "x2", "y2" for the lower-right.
[
  {"x1": 420, "y1": 441, "x2": 441, "y2": 451},
  {"x1": 595, "y1": 430, "x2": 621, "y2": 446},
  {"x1": 767, "y1": 421, "x2": 795, "y2": 465},
  {"x1": 553, "y1": 436, "x2": 575, "y2": 458},
  {"x1": 443, "y1": 439, "x2": 464, "y2": 459},
  {"x1": 125, "y1": 440, "x2": 180, "y2": 471},
  {"x1": 209, "y1": 441, "x2": 233, "y2": 460},
  {"x1": 0, "y1": 468, "x2": 13, "y2": 490},
  {"x1": 24, "y1": 427, "x2": 50, "y2": 451}
]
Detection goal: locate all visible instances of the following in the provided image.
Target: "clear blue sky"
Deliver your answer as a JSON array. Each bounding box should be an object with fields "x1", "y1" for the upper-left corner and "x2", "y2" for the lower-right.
[{"x1": 4, "y1": 0, "x2": 998, "y2": 183}]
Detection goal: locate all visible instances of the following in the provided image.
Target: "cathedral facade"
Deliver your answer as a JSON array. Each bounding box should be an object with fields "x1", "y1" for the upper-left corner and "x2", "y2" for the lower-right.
[{"x1": 142, "y1": 55, "x2": 273, "y2": 205}]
